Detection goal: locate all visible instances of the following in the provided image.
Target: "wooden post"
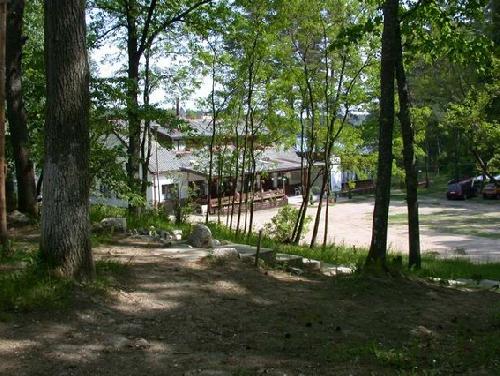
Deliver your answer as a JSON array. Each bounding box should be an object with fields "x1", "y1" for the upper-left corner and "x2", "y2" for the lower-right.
[
  {"x1": 0, "y1": 0, "x2": 10, "y2": 252},
  {"x1": 254, "y1": 228, "x2": 263, "y2": 267}
]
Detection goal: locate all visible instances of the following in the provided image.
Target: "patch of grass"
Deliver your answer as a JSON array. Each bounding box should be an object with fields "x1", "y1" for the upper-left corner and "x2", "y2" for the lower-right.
[
  {"x1": 0, "y1": 250, "x2": 131, "y2": 312},
  {"x1": 0, "y1": 263, "x2": 73, "y2": 312},
  {"x1": 90, "y1": 204, "x2": 127, "y2": 223},
  {"x1": 91, "y1": 204, "x2": 191, "y2": 235},
  {"x1": 84, "y1": 259, "x2": 131, "y2": 296},
  {"x1": 415, "y1": 255, "x2": 500, "y2": 281},
  {"x1": 0, "y1": 242, "x2": 38, "y2": 264},
  {"x1": 90, "y1": 204, "x2": 191, "y2": 245},
  {"x1": 91, "y1": 232, "x2": 115, "y2": 247}
]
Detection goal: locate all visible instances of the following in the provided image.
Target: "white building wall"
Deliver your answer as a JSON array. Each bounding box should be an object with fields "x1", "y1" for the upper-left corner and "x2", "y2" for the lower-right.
[{"x1": 147, "y1": 171, "x2": 194, "y2": 204}]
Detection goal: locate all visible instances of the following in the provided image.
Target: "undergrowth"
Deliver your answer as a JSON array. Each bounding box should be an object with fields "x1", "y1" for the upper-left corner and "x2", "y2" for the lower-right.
[
  {"x1": 90, "y1": 204, "x2": 190, "y2": 234},
  {"x1": 0, "y1": 249, "x2": 130, "y2": 314}
]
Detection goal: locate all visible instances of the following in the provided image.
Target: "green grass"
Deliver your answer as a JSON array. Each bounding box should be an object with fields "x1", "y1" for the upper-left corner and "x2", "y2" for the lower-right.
[
  {"x1": 0, "y1": 262, "x2": 73, "y2": 312},
  {"x1": 85, "y1": 259, "x2": 131, "y2": 296},
  {"x1": 207, "y1": 222, "x2": 500, "y2": 281},
  {"x1": 90, "y1": 204, "x2": 191, "y2": 234},
  {"x1": 415, "y1": 256, "x2": 500, "y2": 281},
  {"x1": 0, "y1": 251, "x2": 131, "y2": 312}
]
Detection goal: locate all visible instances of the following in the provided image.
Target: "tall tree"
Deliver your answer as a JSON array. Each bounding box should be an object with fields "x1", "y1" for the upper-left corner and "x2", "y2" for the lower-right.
[
  {"x1": 395, "y1": 20, "x2": 421, "y2": 269},
  {"x1": 0, "y1": 0, "x2": 8, "y2": 251},
  {"x1": 41, "y1": 0, "x2": 94, "y2": 280},
  {"x1": 90, "y1": 0, "x2": 212, "y2": 214},
  {"x1": 6, "y1": 0, "x2": 37, "y2": 216},
  {"x1": 366, "y1": 0, "x2": 398, "y2": 267}
]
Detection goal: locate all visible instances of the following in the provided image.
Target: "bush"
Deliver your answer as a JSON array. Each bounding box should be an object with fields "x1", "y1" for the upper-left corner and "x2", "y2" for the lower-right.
[
  {"x1": 263, "y1": 205, "x2": 311, "y2": 243},
  {"x1": 90, "y1": 204, "x2": 126, "y2": 223}
]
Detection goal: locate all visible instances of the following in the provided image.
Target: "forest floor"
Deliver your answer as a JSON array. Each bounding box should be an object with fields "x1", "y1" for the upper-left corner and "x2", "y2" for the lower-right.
[
  {"x1": 204, "y1": 194, "x2": 500, "y2": 262},
  {"x1": 1, "y1": 228, "x2": 499, "y2": 375}
]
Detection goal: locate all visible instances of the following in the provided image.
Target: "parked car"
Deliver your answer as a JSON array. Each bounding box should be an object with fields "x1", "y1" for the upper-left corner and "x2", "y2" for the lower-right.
[
  {"x1": 482, "y1": 182, "x2": 500, "y2": 199},
  {"x1": 446, "y1": 178, "x2": 475, "y2": 200}
]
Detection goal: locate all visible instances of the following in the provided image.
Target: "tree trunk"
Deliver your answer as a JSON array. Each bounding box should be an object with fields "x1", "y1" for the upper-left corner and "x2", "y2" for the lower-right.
[
  {"x1": 206, "y1": 54, "x2": 217, "y2": 224},
  {"x1": 247, "y1": 112, "x2": 256, "y2": 237},
  {"x1": 6, "y1": 168, "x2": 16, "y2": 212},
  {"x1": 229, "y1": 107, "x2": 242, "y2": 230},
  {"x1": 0, "y1": 1, "x2": 9, "y2": 251},
  {"x1": 140, "y1": 48, "x2": 152, "y2": 203},
  {"x1": 126, "y1": 54, "x2": 141, "y2": 215},
  {"x1": 41, "y1": 0, "x2": 94, "y2": 281},
  {"x1": 293, "y1": 163, "x2": 312, "y2": 244},
  {"x1": 236, "y1": 125, "x2": 248, "y2": 235},
  {"x1": 395, "y1": 21, "x2": 421, "y2": 269},
  {"x1": 366, "y1": 0, "x2": 398, "y2": 267},
  {"x1": 322, "y1": 170, "x2": 331, "y2": 248},
  {"x1": 6, "y1": 0, "x2": 37, "y2": 216},
  {"x1": 310, "y1": 166, "x2": 327, "y2": 247},
  {"x1": 125, "y1": 4, "x2": 141, "y2": 215}
]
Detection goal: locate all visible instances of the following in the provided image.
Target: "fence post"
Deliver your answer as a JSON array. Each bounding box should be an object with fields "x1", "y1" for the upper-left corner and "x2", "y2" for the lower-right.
[{"x1": 254, "y1": 229, "x2": 263, "y2": 267}]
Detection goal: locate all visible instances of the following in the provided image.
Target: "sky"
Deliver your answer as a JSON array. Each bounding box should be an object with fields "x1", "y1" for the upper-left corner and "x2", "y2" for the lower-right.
[{"x1": 90, "y1": 42, "x2": 212, "y2": 111}]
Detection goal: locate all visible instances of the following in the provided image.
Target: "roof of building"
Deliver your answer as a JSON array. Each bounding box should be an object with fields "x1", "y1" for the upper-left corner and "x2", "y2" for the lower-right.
[
  {"x1": 149, "y1": 143, "x2": 303, "y2": 177},
  {"x1": 157, "y1": 118, "x2": 268, "y2": 140}
]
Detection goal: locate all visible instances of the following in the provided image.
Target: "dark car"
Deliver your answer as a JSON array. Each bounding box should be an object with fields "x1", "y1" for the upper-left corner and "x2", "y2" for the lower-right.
[
  {"x1": 482, "y1": 182, "x2": 500, "y2": 199},
  {"x1": 447, "y1": 179, "x2": 475, "y2": 200}
]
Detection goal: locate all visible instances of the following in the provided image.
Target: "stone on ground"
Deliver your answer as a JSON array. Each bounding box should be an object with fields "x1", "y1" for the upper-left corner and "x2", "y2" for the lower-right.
[
  {"x1": 302, "y1": 258, "x2": 321, "y2": 271},
  {"x1": 100, "y1": 217, "x2": 127, "y2": 233},
  {"x1": 275, "y1": 253, "x2": 303, "y2": 268},
  {"x1": 7, "y1": 210, "x2": 31, "y2": 226},
  {"x1": 188, "y1": 223, "x2": 213, "y2": 248},
  {"x1": 321, "y1": 264, "x2": 354, "y2": 276},
  {"x1": 171, "y1": 229, "x2": 183, "y2": 240},
  {"x1": 211, "y1": 247, "x2": 239, "y2": 259}
]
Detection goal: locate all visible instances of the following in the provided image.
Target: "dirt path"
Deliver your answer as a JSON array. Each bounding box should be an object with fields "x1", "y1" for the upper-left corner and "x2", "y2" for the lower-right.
[
  {"x1": 1, "y1": 240, "x2": 499, "y2": 375},
  {"x1": 206, "y1": 197, "x2": 500, "y2": 262}
]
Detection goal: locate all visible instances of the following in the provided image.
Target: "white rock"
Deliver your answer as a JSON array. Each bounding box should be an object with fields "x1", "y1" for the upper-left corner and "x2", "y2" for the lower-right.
[
  {"x1": 211, "y1": 247, "x2": 239, "y2": 259},
  {"x1": 105, "y1": 334, "x2": 130, "y2": 350},
  {"x1": 478, "y1": 279, "x2": 500, "y2": 289},
  {"x1": 187, "y1": 224, "x2": 213, "y2": 248},
  {"x1": 100, "y1": 217, "x2": 127, "y2": 233},
  {"x1": 133, "y1": 338, "x2": 150, "y2": 349},
  {"x1": 302, "y1": 258, "x2": 321, "y2": 271},
  {"x1": 7, "y1": 210, "x2": 31, "y2": 225}
]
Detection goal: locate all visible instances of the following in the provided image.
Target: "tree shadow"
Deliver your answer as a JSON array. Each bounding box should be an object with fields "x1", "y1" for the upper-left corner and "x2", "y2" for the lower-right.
[{"x1": 1, "y1": 244, "x2": 499, "y2": 375}]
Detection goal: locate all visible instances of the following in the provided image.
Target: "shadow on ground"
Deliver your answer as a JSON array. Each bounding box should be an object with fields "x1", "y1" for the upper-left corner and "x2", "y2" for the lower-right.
[{"x1": 1, "y1": 238, "x2": 499, "y2": 375}]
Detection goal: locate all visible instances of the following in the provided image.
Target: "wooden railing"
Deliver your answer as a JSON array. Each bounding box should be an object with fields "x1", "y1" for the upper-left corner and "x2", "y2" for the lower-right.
[{"x1": 208, "y1": 188, "x2": 287, "y2": 214}]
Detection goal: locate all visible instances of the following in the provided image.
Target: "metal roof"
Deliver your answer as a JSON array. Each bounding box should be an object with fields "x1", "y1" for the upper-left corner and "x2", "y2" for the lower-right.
[{"x1": 149, "y1": 143, "x2": 303, "y2": 177}]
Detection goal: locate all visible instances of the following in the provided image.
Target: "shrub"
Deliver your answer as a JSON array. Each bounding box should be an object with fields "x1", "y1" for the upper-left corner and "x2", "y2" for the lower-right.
[{"x1": 263, "y1": 205, "x2": 311, "y2": 243}]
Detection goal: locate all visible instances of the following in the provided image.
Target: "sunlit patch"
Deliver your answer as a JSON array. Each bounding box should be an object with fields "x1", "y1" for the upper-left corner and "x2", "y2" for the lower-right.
[
  {"x1": 250, "y1": 296, "x2": 274, "y2": 306},
  {"x1": 0, "y1": 339, "x2": 37, "y2": 353},
  {"x1": 207, "y1": 280, "x2": 249, "y2": 295},
  {"x1": 110, "y1": 291, "x2": 182, "y2": 312}
]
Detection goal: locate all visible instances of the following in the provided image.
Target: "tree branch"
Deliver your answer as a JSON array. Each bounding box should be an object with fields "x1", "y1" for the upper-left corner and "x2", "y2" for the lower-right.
[
  {"x1": 139, "y1": 0, "x2": 212, "y2": 55},
  {"x1": 138, "y1": 0, "x2": 158, "y2": 54}
]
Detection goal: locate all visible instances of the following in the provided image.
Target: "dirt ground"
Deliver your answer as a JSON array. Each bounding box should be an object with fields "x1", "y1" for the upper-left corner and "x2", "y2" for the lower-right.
[
  {"x1": 1, "y1": 235, "x2": 499, "y2": 375},
  {"x1": 206, "y1": 196, "x2": 500, "y2": 262}
]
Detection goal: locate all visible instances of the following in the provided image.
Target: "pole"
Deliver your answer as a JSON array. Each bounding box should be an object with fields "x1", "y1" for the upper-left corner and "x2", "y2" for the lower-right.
[
  {"x1": 0, "y1": 0, "x2": 9, "y2": 253},
  {"x1": 254, "y1": 228, "x2": 263, "y2": 267}
]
